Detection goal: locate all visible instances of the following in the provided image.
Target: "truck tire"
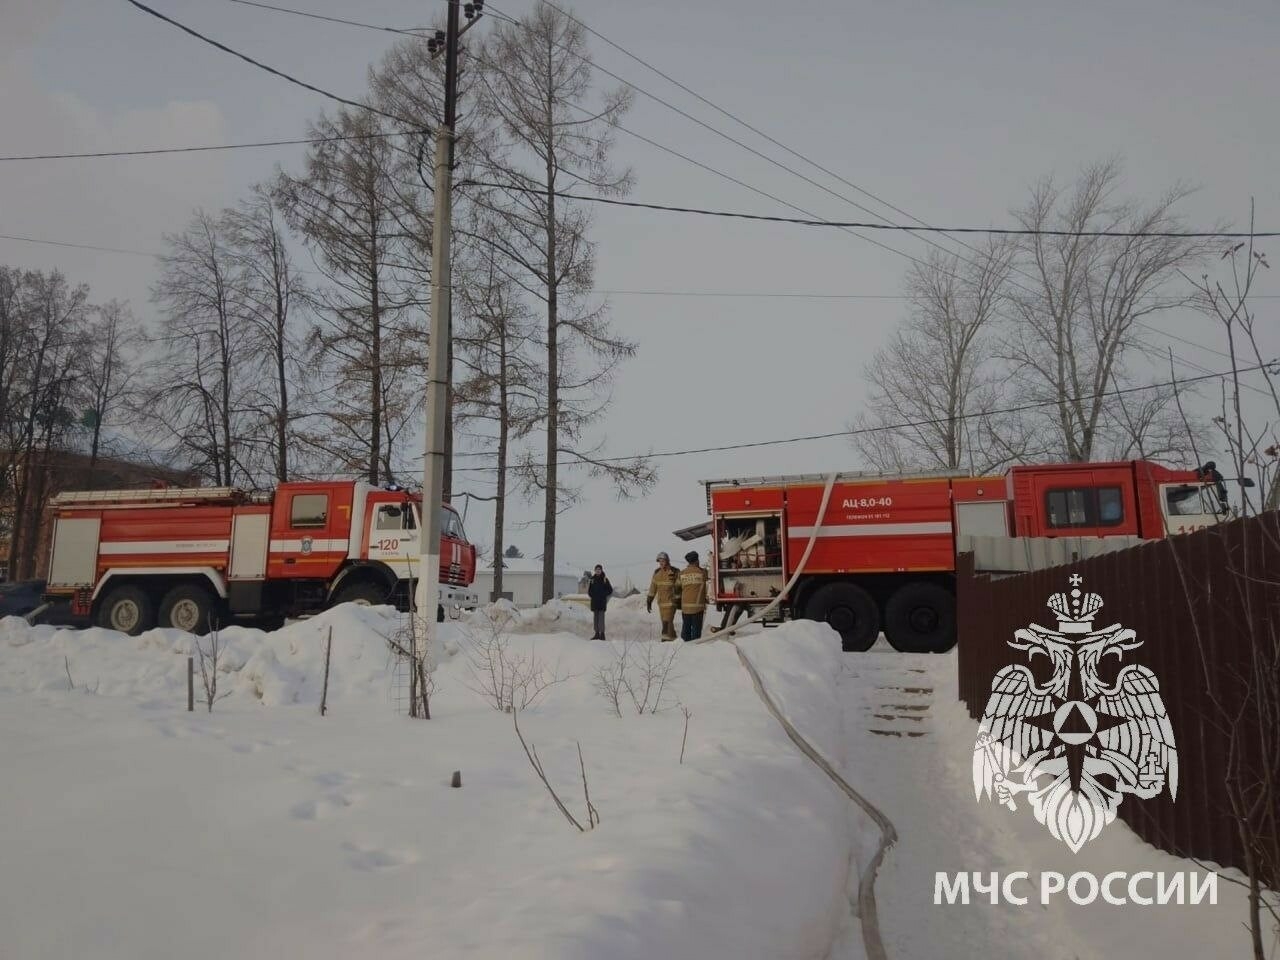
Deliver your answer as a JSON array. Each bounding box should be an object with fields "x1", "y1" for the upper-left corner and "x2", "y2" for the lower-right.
[
  {"x1": 96, "y1": 585, "x2": 155, "y2": 636},
  {"x1": 884, "y1": 582, "x2": 955, "y2": 654},
  {"x1": 333, "y1": 580, "x2": 393, "y2": 608},
  {"x1": 805, "y1": 582, "x2": 879, "y2": 652},
  {"x1": 158, "y1": 583, "x2": 220, "y2": 634}
]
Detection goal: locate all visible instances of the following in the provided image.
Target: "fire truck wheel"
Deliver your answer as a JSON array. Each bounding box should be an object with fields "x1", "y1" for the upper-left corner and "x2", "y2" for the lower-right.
[
  {"x1": 333, "y1": 580, "x2": 393, "y2": 608},
  {"x1": 805, "y1": 582, "x2": 879, "y2": 652},
  {"x1": 159, "y1": 583, "x2": 219, "y2": 634},
  {"x1": 884, "y1": 582, "x2": 955, "y2": 654},
  {"x1": 97, "y1": 585, "x2": 155, "y2": 636}
]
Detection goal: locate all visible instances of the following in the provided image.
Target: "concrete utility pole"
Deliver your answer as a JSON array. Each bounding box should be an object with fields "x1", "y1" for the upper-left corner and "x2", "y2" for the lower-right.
[{"x1": 415, "y1": 0, "x2": 463, "y2": 644}]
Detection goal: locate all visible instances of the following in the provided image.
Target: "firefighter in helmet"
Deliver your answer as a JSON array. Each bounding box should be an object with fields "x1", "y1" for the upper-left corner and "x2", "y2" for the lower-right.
[
  {"x1": 677, "y1": 550, "x2": 709, "y2": 641},
  {"x1": 647, "y1": 552, "x2": 680, "y2": 641}
]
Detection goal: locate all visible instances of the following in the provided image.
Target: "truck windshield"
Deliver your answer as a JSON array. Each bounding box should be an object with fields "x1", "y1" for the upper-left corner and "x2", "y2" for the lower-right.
[
  {"x1": 1165, "y1": 485, "x2": 1212, "y2": 516},
  {"x1": 440, "y1": 507, "x2": 465, "y2": 541}
]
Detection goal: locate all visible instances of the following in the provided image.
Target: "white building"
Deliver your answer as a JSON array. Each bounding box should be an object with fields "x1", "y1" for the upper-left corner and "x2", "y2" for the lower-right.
[{"x1": 473, "y1": 556, "x2": 584, "y2": 609}]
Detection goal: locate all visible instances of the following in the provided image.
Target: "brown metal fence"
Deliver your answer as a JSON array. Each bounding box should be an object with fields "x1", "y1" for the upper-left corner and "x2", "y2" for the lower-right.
[{"x1": 956, "y1": 513, "x2": 1280, "y2": 885}]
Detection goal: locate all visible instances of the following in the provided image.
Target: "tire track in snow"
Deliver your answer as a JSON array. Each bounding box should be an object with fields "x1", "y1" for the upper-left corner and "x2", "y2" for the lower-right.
[{"x1": 724, "y1": 638, "x2": 897, "y2": 960}]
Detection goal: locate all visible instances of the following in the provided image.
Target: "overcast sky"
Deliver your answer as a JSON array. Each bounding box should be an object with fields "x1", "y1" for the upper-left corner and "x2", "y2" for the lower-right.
[{"x1": 3, "y1": 0, "x2": 1278, "y2": 589}]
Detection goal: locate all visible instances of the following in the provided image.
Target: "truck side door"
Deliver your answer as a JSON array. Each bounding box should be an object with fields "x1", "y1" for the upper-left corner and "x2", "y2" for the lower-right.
[
  {"x1": 367, "y1": 501, "x2": 419, "y2": 578},
  {"x1": 268, "y1": 483, "x2": 352, "y2": 579}
]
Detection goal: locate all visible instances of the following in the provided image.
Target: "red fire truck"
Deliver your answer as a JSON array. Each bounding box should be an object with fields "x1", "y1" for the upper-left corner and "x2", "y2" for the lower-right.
[
  {"x1": 681, "y1": 460, "x2": 1222, "y2": 654},
  {"x1": 41, "y1": 481, "x2": 478, "y2": 635}
]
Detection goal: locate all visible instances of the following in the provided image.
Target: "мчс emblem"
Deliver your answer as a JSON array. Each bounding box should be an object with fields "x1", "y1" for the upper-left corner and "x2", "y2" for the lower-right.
[
  {"x1": 301, "y1": 536, "x2": 313, "y2": 555},
  {"x1": 973, "y1": 574, "x2": 1177, "y2": 853}
]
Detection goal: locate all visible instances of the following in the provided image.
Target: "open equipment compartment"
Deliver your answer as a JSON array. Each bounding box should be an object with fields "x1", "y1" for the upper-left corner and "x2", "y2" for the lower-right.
[{"x1": 715, "y1": 511, "x2": 785, "y2": 603}]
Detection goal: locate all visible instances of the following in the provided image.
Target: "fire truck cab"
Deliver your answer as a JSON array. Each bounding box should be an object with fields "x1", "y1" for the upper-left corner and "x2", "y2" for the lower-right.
[
  {"x1": 688, "y1": 460, "x2": 1222, "y2": 655},
  {"x1": 43, "y1": 481, "x2": 478, "y2": 635}
]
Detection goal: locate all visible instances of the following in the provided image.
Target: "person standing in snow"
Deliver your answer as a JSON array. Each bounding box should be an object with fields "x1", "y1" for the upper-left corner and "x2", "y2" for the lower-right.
[
  {"x1": 588, "y1": 565, "x2": 613, "y2": 640},
  {"x1": 647, "y1": 552, "x2": 680, "y2": 641},
  {"x1": 677, "y1": 551, "x2": 709, "y2": 641}
]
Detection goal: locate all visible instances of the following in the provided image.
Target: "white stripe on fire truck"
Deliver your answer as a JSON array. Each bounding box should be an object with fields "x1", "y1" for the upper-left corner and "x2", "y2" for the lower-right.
[
  {"x1": 268, "y1": 538, "x2": 350, "y2": 553},
  {"x1": 787, "y1": 522, "x2": 953, "y2": 538},
  {"x1": 98, "y1": 540, "x2": 229, "y2": 555}
]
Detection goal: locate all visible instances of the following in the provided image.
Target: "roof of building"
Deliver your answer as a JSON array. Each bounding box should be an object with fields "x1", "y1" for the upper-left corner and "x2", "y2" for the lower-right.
[{"x1": 479, "y1": 556, "x2": 582, "y2": 577}]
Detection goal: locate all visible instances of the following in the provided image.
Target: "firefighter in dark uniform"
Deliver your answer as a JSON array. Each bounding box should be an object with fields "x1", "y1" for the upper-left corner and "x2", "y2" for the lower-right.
[
  {"x1": 677, "y1": 550, "x2": 709, "y2": 641},
  {"x1": 647, "y1": 552, "x2": 680, "y2": 641}
]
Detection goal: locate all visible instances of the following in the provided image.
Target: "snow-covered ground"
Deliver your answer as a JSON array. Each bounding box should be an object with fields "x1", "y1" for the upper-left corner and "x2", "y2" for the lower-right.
[
  {"x1": 0, "y1": 600, "x2": 1268, "y2": 959},
  {"x1": 841, "y1": 643, "x2": 1265, "y2": 960},
  {"x1": 0, "y1": 600, "x2": 857, "y2": 960}
]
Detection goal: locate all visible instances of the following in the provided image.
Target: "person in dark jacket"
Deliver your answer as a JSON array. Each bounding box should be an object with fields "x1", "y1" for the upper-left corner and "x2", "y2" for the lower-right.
[
  {"x1": 1199, "y1": 461, "x2": 1230, "y2": 513},
  {"x1": 587, "y1": 565, "x2": 613, "y2": 640}
]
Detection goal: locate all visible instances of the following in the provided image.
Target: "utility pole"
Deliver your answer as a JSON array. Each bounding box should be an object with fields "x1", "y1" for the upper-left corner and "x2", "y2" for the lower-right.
[
  {"x1": 414, "y1": 0, "x2": 463, "y2": 648},
  {"x1": 415, "y1": 1, "x2": 486, "y2": 654}
]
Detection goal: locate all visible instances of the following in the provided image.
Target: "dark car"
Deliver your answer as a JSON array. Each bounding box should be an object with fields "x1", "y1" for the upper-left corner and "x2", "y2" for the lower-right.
[{"x1": 0, "y1": 580, "x2": 81, "y2": 626}]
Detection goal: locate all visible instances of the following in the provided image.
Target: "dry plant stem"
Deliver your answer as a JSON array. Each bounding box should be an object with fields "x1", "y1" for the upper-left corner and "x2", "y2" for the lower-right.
[
  {"x1": 578, "y1": 741, "x2": 599, "y2": 828},
  {"x1": 194, "y1": 626, "x2": 232, "y2": 713},
  {"x1": 512, "y1": 705, "x2": 584, "y2": 832},
  {"x1": 680, "y1": 706, "x2": 691, "y2": 764},
  {"x1": 64, "y1": 656, "x2": 74, "y2": 690}
]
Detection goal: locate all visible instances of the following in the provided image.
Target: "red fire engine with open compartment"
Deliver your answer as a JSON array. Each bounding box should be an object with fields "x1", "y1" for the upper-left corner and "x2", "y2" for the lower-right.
[
  {"x1": 41, "y1": 481, "x2": 478, "y2": 635},
  {"x1": 679, "y1": 460, "x2": 1222, "y2": 654}
]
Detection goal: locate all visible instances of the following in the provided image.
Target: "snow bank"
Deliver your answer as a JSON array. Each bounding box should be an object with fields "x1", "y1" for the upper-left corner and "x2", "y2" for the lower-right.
[
  {"x1": 1, "y1": 605, "x2": 409, "y2": 708},
  {"x1": 0, "y1": 608, "x2": 853, "y2": 960},
  {"x1": 736, "y1": 621, "x2": 847, "y2": 766}
]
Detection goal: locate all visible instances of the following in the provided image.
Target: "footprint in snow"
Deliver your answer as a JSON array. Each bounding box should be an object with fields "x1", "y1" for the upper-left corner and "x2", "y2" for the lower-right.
[
  {"x1": 342, "y1": 841, "x2": 419, "y2": 871},
  {"x1": 291, "y1": 792, "x2": 361, "y2": 820},
  {"x1": 230, "y1": 737, "x2": 291, "y2": 754}
]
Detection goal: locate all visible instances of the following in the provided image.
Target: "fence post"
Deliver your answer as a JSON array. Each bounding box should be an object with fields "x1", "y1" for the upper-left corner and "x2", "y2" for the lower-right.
[{"x1": 187, "y1": 656, "x2": 194, "y2": 712}]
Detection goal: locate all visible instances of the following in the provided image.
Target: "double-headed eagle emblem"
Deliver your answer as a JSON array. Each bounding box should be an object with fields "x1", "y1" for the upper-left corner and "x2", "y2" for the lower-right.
[{"x1": 973, "y1": 574, "x2": 1177, "y2": 852}]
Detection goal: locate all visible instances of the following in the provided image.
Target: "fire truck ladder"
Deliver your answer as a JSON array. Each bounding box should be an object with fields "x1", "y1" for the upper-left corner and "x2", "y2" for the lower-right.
[{"x1": 50, "y1": 487, "x2": 249, "y2": 507}]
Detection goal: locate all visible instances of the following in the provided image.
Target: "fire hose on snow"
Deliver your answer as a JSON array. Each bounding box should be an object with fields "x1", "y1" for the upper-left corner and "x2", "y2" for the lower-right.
[{"x1": 693, "y1": 473, "x2": 898, "y2": 960}]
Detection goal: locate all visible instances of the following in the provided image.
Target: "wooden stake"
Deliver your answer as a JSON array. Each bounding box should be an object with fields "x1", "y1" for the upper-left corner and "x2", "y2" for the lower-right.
[{"x1": 320, "y1": 626, "x2": 332, "y2": 717}]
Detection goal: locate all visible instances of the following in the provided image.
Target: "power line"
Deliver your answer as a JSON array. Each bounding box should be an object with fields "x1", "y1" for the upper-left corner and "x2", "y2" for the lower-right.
[
  {"x1": 0, "y1": 233, "x2": 159, "y2": 257},
  {"x1": 123, "y1": 0, "x2": 414, "y2": 127},
  {"x1": 225, "y1": 0, "x2": 427, "y2": 35},
  {"x1": 482, "y1": 6, "x2": 1257, "y2": 377},
  {"x1": 598, "y1": 288, "x2": 1280, "y2": 301},
  {"x1": 2, "y1": 230, "x2": 1269, "y2": 309},
  {"x1": 449, "y1": 359, "x2": 1278, "y2": 472},
  {"x1": 0, "y1": 232, "x2": 1253, "y2": 368},
  {"x1": 0, "y1": 130, "x2": 405, "y2": 162},
  {"x1": 462, "y1": 181, "x2": 1276, "y2": 238}
]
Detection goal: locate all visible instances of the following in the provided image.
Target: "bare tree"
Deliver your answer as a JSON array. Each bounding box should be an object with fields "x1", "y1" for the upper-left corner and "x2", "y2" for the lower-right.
[
  {"x1": 1183, "y1": 208, "x2": 1278, "y2": 514},
  {"x1": 277, "y1": 108, "x2": 425, "y2": 485},
  {"x1": 479, "y1": 2, "x2": 654, "y2": 601},
  {"x1": 368, "y1": 30, "x2": 497, "y2": 499},
  {"x1": 81, "y1": 299, "x2": 141, "y2": 479},
  {"x1": 149, "y1": 210, "x2": 254, "y2": 486},
  {"x1": 1, "y1": 269, "x2": 89, "y2": 578},
  {"x1": 852, "y1": 240, "x2": 1029, "y2": 474},
  {"x1": 1004, "y1": 159, "x2": 1210, "y2": 462},
  {"x1": 1169, "y1": 225, "x2": 1279, "y2": 958},
  {"x1": 224, "y1": 185, "x2": 311, "y2": 483},
  {"x1": 454, "y1": 244, "x2": 543, "y2": 600}
]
